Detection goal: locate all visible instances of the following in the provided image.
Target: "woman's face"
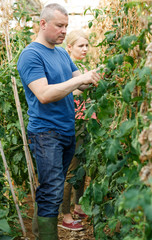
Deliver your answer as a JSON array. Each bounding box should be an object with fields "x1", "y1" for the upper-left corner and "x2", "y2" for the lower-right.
[{"x1": 69, "y1": 37, "x2": 89, "y2": 60}]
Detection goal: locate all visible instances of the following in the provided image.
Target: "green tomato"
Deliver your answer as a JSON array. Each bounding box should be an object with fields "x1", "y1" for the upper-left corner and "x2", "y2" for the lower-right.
[
  {"x1": 118, "y1": 202, "x2": 124, "y2": 212},
  {"x1": 138, "y1": 211, "x2": 144, "y2": 217},
  {"x1": 134, "y1": 216, "x2": 140, "y2": 223},
  {"x1": 126, "y1": 211, "x2": 131, "y2": 218},
  {"x1": 133, "y1": 161, "x2": 138, "y2": 166}
]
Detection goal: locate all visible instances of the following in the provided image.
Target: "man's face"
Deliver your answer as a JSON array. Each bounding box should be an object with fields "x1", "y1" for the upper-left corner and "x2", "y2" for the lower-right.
[{"x1": 42, "y1": 10, "x2": 68, "y2": 46}]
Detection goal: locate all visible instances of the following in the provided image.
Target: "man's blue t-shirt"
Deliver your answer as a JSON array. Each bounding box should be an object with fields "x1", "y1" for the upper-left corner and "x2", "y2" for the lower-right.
[{"x1": 17, "y1": 42, "x2": 78, "y2": 136}]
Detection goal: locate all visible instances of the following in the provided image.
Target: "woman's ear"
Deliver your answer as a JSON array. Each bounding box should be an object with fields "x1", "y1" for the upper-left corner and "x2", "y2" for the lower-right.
[{"x1": 67, "y1": 44, "x2": 72, "y2": 53}]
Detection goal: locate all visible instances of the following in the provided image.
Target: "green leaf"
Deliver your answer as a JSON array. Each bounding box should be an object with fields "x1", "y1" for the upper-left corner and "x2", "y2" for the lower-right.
[
  {"x1": 120, "y1": 217, "x2": 132, "y2": 236},
  {"x1": 82, "y1": 89, "x2": 88, "y2": 101},
  {"x1": 92, "y1": 204, "x2": 100, "y2": 216},
  {"x1": 114, "y1": 54, "x2": 124, "y2": 65},
  {"x1": 123, "y1": 189, "x2": 140, "y2": 209},
  {"x1": 79, "y1": 188, "x2": 92, "y2": 216},
  {"x1": 116, "y1": 176, "x2": 128, "y2": 184},
  {"x1": 96, "y1": 80, "x2": 108, "y2": 98},
  {"x1": 107, "y1": 54, "x2": 124, "y2": 70},
  {"x1": 93, "y1": 182, "x2": 103, "y2": 204},
  {"x1": 87, "y1": 119, "x2": 105, "y2": 137},
  {"x1": 148, "y1": 22, "x2": 152, "y2": 34},
  {"x1": 0, "y1": 219, "x2": 11, "y2": 233},
  {"x1": 13, "y1": 152, "x2": 23, "y2": 163},
  {"x1": 84, "y1": 8, "x2": 90, "y2": 16},
  {"x1": 104, "y1": 31, "x2": 116, "y2": 43},
  {"x1": 144, "y1": 205, "x2": 152, "y2": 221},
  {"x1": 0, "y1": 210, "x2": 8, "y2": 219},
  {"x1": 2, "y1": 102, "x2": 12, "y2": 114},
  {"x1": 84, "y1": 104, "x2": 96, "y2": 119},
  {"x1": 124, "y1": 55, "x2": 134, "y2": 66},
  {"x1": 98, "y1": 98, "x2": 114, "y2": 120},
  {"x1": 106, "y1": 138, "x2": 121, "y2": 161},
  {"x1": 108, "y1": 218, "x2": 117, "y2": 231},
  {"x1": 107, "y1": 57, "x2": 115, "y2": 71},
  {"x1": 107, "y1": 159, "x2": 126, "y2": 177},
  {"x1": 102, "y1": 178, "x2": 109, "y2": 196},
  {"x1": 120, "y1": 35, "x2": 137, "y2": 52},
  {"x1": 95, "y1": 10, "x2": 99, "y2": 18},
  {"x1": 122, "y1": 79, "x2": 136, "y2": 103},
  {"x1": 0, "y1": 126, "x2": 5, "y2": 138},
  {"x1": 124, "y1": 2, "x2": 140, "y2": 15},
  {"x1": 117, "y1": 119, "x2": 136, "y2": 138},
  {"x1": 104, "y1": 203, "x2": 114, "y2": 218},
  {"x1": 76, "y1": 166, "x2": 85, "y2": 180},
  {"x1": 124, "y1": 237, "x2": 141, "y2": 240},
  {"x1": 95, "y1": 222, "x2": 107, "y2": 239},
  {"x1": 12, "y1": 135, "x2": 18, "y2": 145},
  {"x1": 13, "y1": 165, "x2": 18, "y2": 175},
  {"x1": 88, "y1": 21, "x2": 93, "y2": 28},
  {"x1": 0, "y1": 236, "x2": 14, "y2": 240},
  {"x1": 131, "y1": 137, "x2": 140, "y2": 155},
  {"x1": 135, "y1": 67, "x2": 152, "y2": 86},
  {"x1": 107, "y1": 164, "x2": 118, "y2": 177},
  {"x1": 98, "y1": 95, "x2": 108, "y2": 107}
]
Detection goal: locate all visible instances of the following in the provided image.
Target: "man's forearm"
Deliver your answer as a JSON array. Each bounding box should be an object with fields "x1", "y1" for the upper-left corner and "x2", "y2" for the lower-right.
[
  {"x1": 28, "y1": 77, "x2": 84, "y2": 104},
  {"x1": 28, "y1": 70, "x2": 100, "y2": 104}
]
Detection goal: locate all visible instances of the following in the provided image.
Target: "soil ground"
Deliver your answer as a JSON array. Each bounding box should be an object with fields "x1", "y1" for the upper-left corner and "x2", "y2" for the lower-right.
[{"x1": 18, "y1": 193, "x2": 95, "y2": 240}]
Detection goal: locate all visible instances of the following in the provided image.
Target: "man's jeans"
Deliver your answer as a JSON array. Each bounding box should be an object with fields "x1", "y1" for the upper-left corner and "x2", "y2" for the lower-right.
[{"x1": 28, "y1": 130, "x2": 76, "y2": 217}]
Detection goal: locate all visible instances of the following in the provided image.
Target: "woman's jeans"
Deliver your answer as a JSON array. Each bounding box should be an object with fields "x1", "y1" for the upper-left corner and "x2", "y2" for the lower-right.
[
  {"x1": 28, "y1": 130, "x2": 76, "y2": 218},
  {"x1": 62, "y1": 135, "x2": 85, "y2": 214}
]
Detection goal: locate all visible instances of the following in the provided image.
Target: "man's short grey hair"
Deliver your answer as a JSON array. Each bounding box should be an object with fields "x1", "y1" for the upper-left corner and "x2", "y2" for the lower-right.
[{"x1": 40, "y1": 3, "x2": 68, "y2": 22}]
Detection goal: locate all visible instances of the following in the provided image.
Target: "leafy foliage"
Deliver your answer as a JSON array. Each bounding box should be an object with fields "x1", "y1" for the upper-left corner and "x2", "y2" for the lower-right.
[
  {"x1": 1, "y1": 0, "x2": 152, "y2": 239},
  {"x1": 0, "y1": 0, "x2": 38, "y2": 237},
  {"x1": 77, "y1": 1, "x2": 152, "y2": 239}
]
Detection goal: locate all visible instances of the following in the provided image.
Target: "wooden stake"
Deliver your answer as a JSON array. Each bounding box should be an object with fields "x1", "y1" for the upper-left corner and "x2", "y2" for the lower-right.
[
  {"x1": 0, "y1": 141, "x2": 28, "y2": 239},
  {"x1": 2, "y1": 0, "x2": 38, "y2": 202}
]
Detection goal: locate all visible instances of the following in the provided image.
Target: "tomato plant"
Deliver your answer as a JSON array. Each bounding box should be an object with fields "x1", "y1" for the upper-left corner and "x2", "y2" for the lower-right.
[
  {"x1": 1, "y1": 0, "x2": 152, "y2": 239},
  {"x1": 77, "y1": 1, "x2": 152, "y2": 239},
  {"x1": 0, "y1": 0, "x2": 38, "y2": 237}
]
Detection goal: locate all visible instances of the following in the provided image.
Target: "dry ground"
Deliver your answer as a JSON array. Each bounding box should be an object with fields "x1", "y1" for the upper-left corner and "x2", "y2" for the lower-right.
[{"x1": 17, "y1": 193, "x2": 95, "y2": 240}]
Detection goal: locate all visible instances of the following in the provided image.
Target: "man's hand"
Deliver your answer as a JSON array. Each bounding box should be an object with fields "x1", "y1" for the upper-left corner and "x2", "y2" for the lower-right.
[{"x1": 77, "y1": 69, "x2": 101, "y2": 91}]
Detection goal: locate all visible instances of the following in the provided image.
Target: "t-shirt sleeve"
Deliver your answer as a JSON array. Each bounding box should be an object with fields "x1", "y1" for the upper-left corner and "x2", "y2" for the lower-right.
[
  {"x1": 61, "y1": 48, "x2": 78, "y2": 72},
  {"x1": 17, "y1": 49, "x2": 46, "y2": 86},
  {"x1": 70, "y1": 60, "x2": 79, "y2": 72},
  {"x1": 69, "y1": 57, "x2": 79, "y2": 72}
]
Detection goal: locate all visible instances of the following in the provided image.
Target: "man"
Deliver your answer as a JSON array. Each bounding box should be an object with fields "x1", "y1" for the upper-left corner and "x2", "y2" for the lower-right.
[{"x1": 17, "y1": 3, "x2": 100, "y2": 240}]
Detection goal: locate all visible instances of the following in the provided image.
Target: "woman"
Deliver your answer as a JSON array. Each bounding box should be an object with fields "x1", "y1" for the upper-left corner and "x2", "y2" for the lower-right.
[{"x1": 60, "y1": 29, "x2": 90, "y2": 231}]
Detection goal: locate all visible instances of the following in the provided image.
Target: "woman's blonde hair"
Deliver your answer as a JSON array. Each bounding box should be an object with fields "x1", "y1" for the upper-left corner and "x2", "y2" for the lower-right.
[{"x1": 66, "y1": 29, "x2": 89, "y2": 54}]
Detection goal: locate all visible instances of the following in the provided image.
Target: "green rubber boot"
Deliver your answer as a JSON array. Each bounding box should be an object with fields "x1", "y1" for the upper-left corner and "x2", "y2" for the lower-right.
[
  {"x1": 38, "y1": 216, "x2": 58, "y2": 240},
  {"x1": 32, "y1": 203, "x2": 39, "y2": 240}
]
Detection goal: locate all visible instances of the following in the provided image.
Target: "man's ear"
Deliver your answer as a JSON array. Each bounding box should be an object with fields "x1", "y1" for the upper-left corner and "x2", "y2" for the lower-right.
[{"x1": 40, "y1": 19, "x2": 47, "y2": 30}]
